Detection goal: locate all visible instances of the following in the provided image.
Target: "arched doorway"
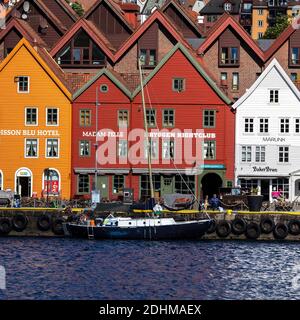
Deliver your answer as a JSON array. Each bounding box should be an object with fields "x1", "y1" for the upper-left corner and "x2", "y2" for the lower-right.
[
  {"x1": 43, "y1": 169, "x2": 60, "y2": 196},
  {"x1": 201, "y1": 173, "x2": 223, "y2": 198},
  {"x1": 15, "y1": 168, "x2": 32, "y2": 197}
]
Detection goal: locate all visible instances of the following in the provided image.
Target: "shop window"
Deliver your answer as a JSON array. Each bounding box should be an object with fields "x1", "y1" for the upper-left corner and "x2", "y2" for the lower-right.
[
  {"x1": 44, "y1": 169, "x2": 59, "y2": 195},
  {"x1": 175, "y1": 175, "x2": 195, "y2": 194},
  {"x1": 140, "y1": 174, "x2": 161, "y2": 199},
  {"x1": 113, "y1": 175, "x2": 125, "y2": 194},
  {"x1": 78, "y1": 174, "x2": 90, "y2": 194}
]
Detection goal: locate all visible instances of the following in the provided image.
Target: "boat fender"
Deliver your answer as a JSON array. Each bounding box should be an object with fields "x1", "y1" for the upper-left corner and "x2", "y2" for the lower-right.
[
  {"x1": 260, "y1": 217, "x2": 275, "y2": 234},
  {"x1": 287, "y1": 219, "x2": 300, "y2": 236},
  {"x1": 52, "y1": 218, "x2": 65, "y2": 235},
  {"x1": 37, "y1": 215, "x2": 52, "y2": 232},
  {"x1": 206, "y1": 219, "x2": 216, "y2": 234},
  {"x1": 216, "y1": 220, "x2": 231, "y2": 238},
  {"x1": 231, "y1": 218, "x2": 247, "y2": 235},
  {"x1": 245, "y1": 222, "x2": 261, "y2": 240},
  {"x1": 0, "y1": 218, "x2": 12, "y2": 235},
  {"x1": 273, "y1": 223, "x2": 288, "y2": 240},
  {"x1": 12, "y1": 214, "x2": 28, "y2": 232}
]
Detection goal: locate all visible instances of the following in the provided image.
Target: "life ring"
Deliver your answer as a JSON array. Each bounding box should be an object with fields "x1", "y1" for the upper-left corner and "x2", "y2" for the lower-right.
[
  {"x1": 287, "y1": 219, "x2": 300, "y2": 236},
  {"x1": 231, "y1": 218, "x2": 247, "y2": 235},
  {"x1": 12, "y1": 214, "x2": 28, "y2": 232},
  {"x1": 37, "y1": 215, "x2": 52, "y2": 232},
  {"x1": 216, "y1": 220, "x2": 231, "y2": 238},
  {"x1": 273, "y1": 223, "x2": 288, "y2": 240},
  {"x1": 260, "y1": 217, "x2": 275, "y2": 234},
  {"x1": 52, "y1": 218, "x2": 65, "y2": 236},
  {"x1": 206, "y1": 219, "x2": 216, "y2": 234},
  {"x1": 245, "y1": 222, "x2": 261, "y2": 240},
  {"x1": 0, "y1": 218, "x2": 12, "y2": 235}
]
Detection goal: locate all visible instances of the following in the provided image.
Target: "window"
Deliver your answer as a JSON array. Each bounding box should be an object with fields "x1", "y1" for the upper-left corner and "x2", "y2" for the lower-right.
[
  {"x1": 255, "y1": 146, "x2": 266, "y2": 162},
  {"x1": 79, "y1": 140, "x2": 90, "y2": 157},
  {"x1": 220, "y1": 47, "x2": 239, "y2": 65},
  {"x1": 100, "y1": 84, "x2": 108, "y2": 93},
  {"x1": 175, "y1": 175, "x2": 195, "y2": 194},
  {"x1": 144, "y1": 138, "x2": 158, "y2": 159},
  {"x1": 232, "y1": 73, "x2": 239, "y2": 90},
  {"x1": 139, "y1": 49, "x2": 156, "y2": 67},
  {"x1": 44, "y1": 169, "x2": 59, "y2": 195},
  {"x1": 291, "y1": 47, "x2": 300, "y2": 65},
  {"x1": 140, "y1": 174, "x2": 161, "y2": 199},
  {"x1": 207, "y1": 15, "x2": 218, "y2": 23},
  {"x1": 242, "y1": 146, "x2": 251, "y2": 162},
  {"x1": 46, "y1": 139, "x2": 59, "y2": 158},
  {"x1": 240, "y1": 179, "x2": 258, "y2": 190},
  {"x1": 118, "y1": 110, "x2": 129, "y2": 127},
  {"x1": 172, "y1": 78, "x2": 185, "y2": 92},
  {"x1": 291, "y1": 73, "x2": 298, "y2": 82},
  {"x1": 272, "y1": 178, "x2": 289, "y2": 199},
  {"x1": 203, "y1": 141, "x2": 216, "y2": 160},
  {"x1": 26, "y1": 108, "x2": 37, "y2": 125},
  {"x1": 162, "y1": 139, "x2": 175, "y2": 159},
  {"x1": 258, "y1": 32, "x2": 263, "y2": 39},
  {"x1": 146, "y1": 109, "x2": 156, "y2": 127},
  {"x1": 203, "y1": 110, "x2": 216, "y2": 128},
  {"x1": 279, "y1": 146, "x2": 289, "y2": 163},
  {"x1": 224, "y1": 2, "x2": 232, "y2": 11},
  {"x1": 47, "y1": 108, "x2": 58, "y2": 126},
  {"x1": 163, "y1": 109, "x2": 175, "y2": 127},
  {"x1": 25, "y1": 139, "x2": 38, "y2": 158},
  {"x1": 80, "y1": 109, "x2": 91, "y2": 127},
  {"x1": 118, "y1": 140, "x2": 128, "y2": 158},
  {"x1": 17, "y1": 76, "x2": 29, "y2": 93},
  {"x1": 259, "y1": 118, "x2": 269, "y2": 133},
  {"x1": 77, "y1": 174, "x2": 90, "y2": 194},
  {"x1": 258, "y1": 20, "x2": 263, "y2": 27},
  {"x1": 269, "y1": 89, "x2": 279, "y2": 103},
  {"x1": 113, "y1": 175, "x2": 125, "y2": 194},
  {"x1": 244, "y1": 118, "x2": 254, "y2": 133},
  {"x1": 295, "y1": 118, "x2": 300, "y2": 133},
  {"x1": 280, "y1": 118, "x2": 289, "y2": 133},
  {"x1": 256, "y1": 72, "x2": 261, "y2": 79},
  {"x1": 258, "y1": 9, "x2": 263, "y2": 15},
  {"x1": 220, "y1": 72, "x2": 227, "y2": 81}
]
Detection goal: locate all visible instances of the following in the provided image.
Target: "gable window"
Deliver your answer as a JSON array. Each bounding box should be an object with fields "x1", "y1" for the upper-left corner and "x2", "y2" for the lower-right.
[
  {"x1": 224, "y1": 2, "x2": 232, "y2": 11},
  {"x1": 163, "y1": 109, "x2": 175, "y2": 127},
  {"x1": 280, "y1": 118, "x2": 289, "y2": 133},
  {"x1": 57, "y1": 29, "x2": 106, "y2": 67},
  {"x1": 220, "y1": 47, "x2": 239, "y2": 65},
  {"x1": 255, "y1": 146, "x2": 266, "y2": 162},
  {"x1": 139, "y1": 49, "x2": 156, "y2": 68},
  {"x1": 269, "y1": 89, "x2": 279, "y2": 103},
  {"x1": 203, "y1": 141, "x2": 216, "y2": 160},
  {"x1": 203, "y1": 110, "x2": 216, "y2": 128},
  {"x1": 279, "y1": 146, "x2": 289, "y2": 163},
  {"x1": 291, "y1": 47, "x2": 300, "y2": 65},
  {"x1": 25, "y1": 139, "x2": 38, "y2": 158},
  {"x1": 172, "y1": 78, "x2": 185, "y2": 92},
  {"x1": 232, "y1": 73, "x2": 239, "y2": 90},
  {"x1": 258, "y1": 20, "x2": 263, "y2": 27},
  {"x1": 259, "y1": 118, "x2": 269, "y2": 133},
  {"x1": 146, "y1": 109, "x2": 156, "y2": 127},
  {"x1": 295, "y1": 118, "x2": 300, "y2": 133},
  {"x1": 113, "y1": 175, "x2": 125, "y2": 194},
  {"x1": 118, "y1": 140, "x2": 128, "y2": 158},
  {"x1": 118, "y1": 110, "x2": 129, "y2": 127},
  {"x1": 47, "y1": 108, "x2": 58, "y2": 126},
  {"x1": 26, "y1": 108, "x2": 37, "y2": 126},
  {"x1": 80, "y1": 109, "x2": 91, "y2": 127},
  {"x1": 162, "y1": 139, "x2": 175, "y2": 159},
  {"x1": 17, "y1": 76, "x2": 29, "y2": 93},
  {"x1": 242, "y1": 146, "x2": 251, "y2": 162},
  {"x1": 79, "y1": 140, "x2": 91, "y2": 157},
  {"x1": 46, "y1": 139, "x2": 59, "y2": 158},
  {"x1": 244, "y1": 118, "x2": 254, "y2": 133},
  {"x1": 77, "y1": 174, "x2": 90, "y2": 194}
]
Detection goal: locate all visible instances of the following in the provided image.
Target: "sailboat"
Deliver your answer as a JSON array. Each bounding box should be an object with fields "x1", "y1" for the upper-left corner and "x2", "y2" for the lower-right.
[{"x1": 64, "y1": 60, "x2": 212, "y2": 240}]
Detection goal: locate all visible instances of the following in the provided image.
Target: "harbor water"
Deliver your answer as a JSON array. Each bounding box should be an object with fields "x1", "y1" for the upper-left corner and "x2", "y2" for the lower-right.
[{"x1": 1, "y1": 238, "x2": 300, "y2": 300}]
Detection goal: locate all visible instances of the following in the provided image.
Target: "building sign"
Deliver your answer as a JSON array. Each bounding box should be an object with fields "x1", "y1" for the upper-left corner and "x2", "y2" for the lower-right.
[
  {"x1": 200, "y1": 164, "x2": 225, "y2": 170},
  {"x1": 262, "y1": 137, "x2": 286, "y2": 143},
  {"x1": 0, "y1": 129, "x2": 60, "y2": 136},
  {"x1": 44, "y1": 180, "x2": 59, "y2": 194},
  {"x1": 16, "y1": 169, "x2": 31, "y2": 177},
  {"x1": 253, "y1": 166, "x2": 278, "y2": 173}
]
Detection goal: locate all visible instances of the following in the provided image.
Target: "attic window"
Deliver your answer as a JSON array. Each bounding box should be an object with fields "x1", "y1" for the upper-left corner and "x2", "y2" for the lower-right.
[
  {"x1": 224, "y1": 3, "x2": 232, "y2": 11},
  {"x1": 100, "y1": 84, "x2": 108, "y2": 93}
]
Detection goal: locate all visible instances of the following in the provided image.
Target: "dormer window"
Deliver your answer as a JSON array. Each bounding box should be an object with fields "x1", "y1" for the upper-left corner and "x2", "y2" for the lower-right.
[
  {"x1": 139, "y1": 49, "x2": 157, "y2": 68},
  {"x1": 220, "y1": 47, "x2": 239, "y2": 66},
  {"x1": 224, "y1": 2, "x2": 232, "y2": 11}
]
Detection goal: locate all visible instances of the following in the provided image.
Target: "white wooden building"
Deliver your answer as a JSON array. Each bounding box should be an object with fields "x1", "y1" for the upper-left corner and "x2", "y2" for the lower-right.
[{"x1": 233, "y1": 58, "x2": 300, "y2": 202}]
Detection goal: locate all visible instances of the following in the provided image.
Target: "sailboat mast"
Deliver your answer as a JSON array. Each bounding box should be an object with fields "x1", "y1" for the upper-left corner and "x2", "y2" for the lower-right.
[{"x1": 138, "y1": 58, "x2": 155, "y2": 199}]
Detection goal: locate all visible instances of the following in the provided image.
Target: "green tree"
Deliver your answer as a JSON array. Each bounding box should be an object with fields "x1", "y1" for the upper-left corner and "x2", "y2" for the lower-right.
[
  {"x1": 65, "y1": 0, "x2": 84, "y2": 17},
  {"x1": 263, "y1": 15, "x2": 290, "y2": 39}
]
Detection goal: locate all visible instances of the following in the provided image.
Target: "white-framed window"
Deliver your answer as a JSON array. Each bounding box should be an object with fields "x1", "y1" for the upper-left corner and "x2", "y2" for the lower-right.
[
  {"x1": 259, "y1": 118, "x2": 269, "y2": 133},
  {"x1": 46, "y1": 139, "x2": 59, "y2": 158},
  {"x1": 224, "y1": 2, "x2": 232, "y2": 11},
  {"x1": 46, "y1": 108, "x2": 59, "y2": 126},
  {"x1": 144, "y1": 138, "x2": 158, "y2": 159},
  {"x1": 280, "y1": 118, "x2": 290, "y2": 133},
  {"x1": 279, "y1": 146, "x2": 289, "y2": 163},
  {"x1": 163, "y1": 109, "x2": 175, "y2": 127},
  {"x1": 269, "y1": 89, "x2": 279, "y2": 103},
  {"x1": 241, "y1": 145, "x2": 251, "y2": 162},
  {"x1": 258, "y1": 32, "x2": 263, "y2": 39},
  {"x1": 258, "y1": 9, "x2": 263, "y2": 15},
  {"x1": 295, "y1": 118, "x2": 300, "y2": 133},
  {"x1": 146, "y1": 109, "x2": 156, "y2": 127},
  {"x1": 244, "y1": 118, "x2": 254, "y2": 133},
  {"x1": 172, "y1": 78, "x2": 185, "y2": 92},
  {"x1": 203, "y1": 141, "x2": 216, "y2": 160},
  {"x1": 255, "y1": 146, "x2": 266, "y2": 162},
  {"x1": 25, "y1": 139, "x2": 38, "y2": 158},
  {"x1": 118, "y1": 140, "x2": 128, "y2": 158},
  {"x1": 79, "y1": 140, "x2": 90, "y2": 157},
  {"x1": 118, "y1": 110, "x2": 129, "y2": 127},
  {"x1": 0, "y1": 170, "x2": 3, "y2": 191},
  {"x1": 258, "y1": 20, "x2": 263, "y2": 27},
  {"x1": 17, "y1": 76, "x2": 30, "y2": 93},
  {"x1": 25, "y1": 107, "x2": 38, "y2": 126},
  {"x1": 162, "y1": 139, "x2": 175, "y2": 159}
]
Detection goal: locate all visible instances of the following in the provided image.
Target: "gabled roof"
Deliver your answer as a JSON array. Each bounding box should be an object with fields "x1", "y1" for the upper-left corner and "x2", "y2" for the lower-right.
[
  {"x1": 232, "y1": 58, "x2": 300, "y2": 110},
  {"x1": 132, "y1": 42, "x2": 232, "y2": 104},
  {"x1": 73, "y1": 67, "x2": 132, "y2": 100},
  {"x1": 200, "y1": 0, "x2": 241, "y2": 14},
  {"x1": 50, "y1": 18, "x2": 115, "y2": 62},
  {"x1": 0, "y1": 38, "x2": 71, "y2": 100},
  {"x1": 197, "y1": 13, "x2": 265, "y2": 61},
  {"x1": 84, "y1": 0, "x2": 134, "y2": 31},
  {"x1": 115, "y1": 9, "x2": 191, "y2": 62},
  {"x1": 54, "y1": 0, "x2": 79, "y2": 21}
]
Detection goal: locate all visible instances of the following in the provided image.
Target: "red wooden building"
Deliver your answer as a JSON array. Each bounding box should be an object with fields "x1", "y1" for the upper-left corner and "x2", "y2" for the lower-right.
[{"x1": 71, "y1": 43, "x2": 234, "y2": 201}]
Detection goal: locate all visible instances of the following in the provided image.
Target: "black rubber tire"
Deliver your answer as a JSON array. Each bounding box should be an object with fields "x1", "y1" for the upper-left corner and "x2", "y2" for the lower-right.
[
  {"x1": 288, "y1": 219, "x2": 300, "y2": 236},
  {"x1": 216, "y1": 220, "x2": 231, "y2": 238},
  {"x1": 12, "y1": 214, "x2": 28, "y2": 232},
  {"x1": 206, "y1": 219, "x2": 216, "y2": 234},
  {"x1": 0, "y1": 218, "x2": 12, "y2": 235},
  {"x1": 273, "y1": 223, "x2": 288, "y2": 240},
  {"x1": 231, "y1": 218, "x2": 247, "y2": 235},
  {"x1": 37, "y1": 215, "x2": 52, "y2": 232},
  {"x1": 245, "y1": 222, "x2": 261, "y2": 240},
  {"x1": 260, "y1": 217, "x2": 275, "y2": 234},
  {"x1": 52, "y1": 218, "x2": 65, "y2": 236}
]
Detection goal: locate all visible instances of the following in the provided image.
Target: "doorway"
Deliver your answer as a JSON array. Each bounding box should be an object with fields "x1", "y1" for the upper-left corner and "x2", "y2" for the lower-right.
[
  {"x1": 201, "y1": 173, "x2": 223, "y2": 198},
  {"x1": 161, "y1": 176, "x2": 174, "y2": 196},
  {"x1": 96, "y1": 176, "x2": 109, "y2": 200},
  {"x1": 261, "y1": 179, "x2": 270, "y2": 201},
  {"x1": 16, "y1": 177, "x2": 31, "y2": 197}
]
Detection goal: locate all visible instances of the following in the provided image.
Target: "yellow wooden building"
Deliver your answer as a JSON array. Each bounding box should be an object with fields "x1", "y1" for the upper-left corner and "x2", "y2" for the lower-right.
[{"x1": 0, "y1": 38, "x2": 72, "y2": 199}]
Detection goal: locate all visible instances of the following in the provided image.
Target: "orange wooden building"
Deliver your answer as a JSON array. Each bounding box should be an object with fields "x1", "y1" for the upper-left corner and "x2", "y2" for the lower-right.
[{"x1": 0, "y1": 38, "x2": 72, "y2": 199}]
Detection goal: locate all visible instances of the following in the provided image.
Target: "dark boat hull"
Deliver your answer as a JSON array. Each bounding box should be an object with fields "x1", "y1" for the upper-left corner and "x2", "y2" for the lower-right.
[{"x1": 65, "y1": 220, "x2": 211, "y2": 240}]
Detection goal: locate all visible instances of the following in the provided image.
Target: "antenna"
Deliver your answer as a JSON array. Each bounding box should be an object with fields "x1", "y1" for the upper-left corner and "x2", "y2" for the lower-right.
[{"x1": 23, "y1": 1, "x2": 30, "y2": 12}]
